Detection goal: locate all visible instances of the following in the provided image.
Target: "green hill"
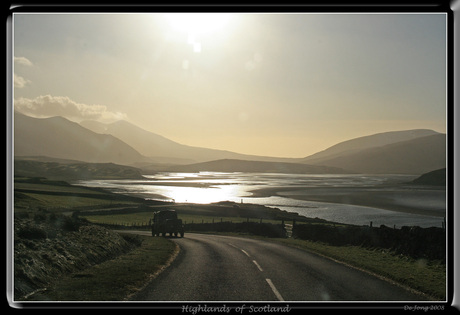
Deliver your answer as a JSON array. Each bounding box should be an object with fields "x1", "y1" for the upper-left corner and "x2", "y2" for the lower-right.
[{"x1": 412, "y1": 168, "x2": 446, "y2": 186}]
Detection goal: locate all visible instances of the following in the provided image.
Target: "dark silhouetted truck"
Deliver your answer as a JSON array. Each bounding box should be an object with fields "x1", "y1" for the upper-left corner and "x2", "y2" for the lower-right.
[{"x1": 151, "y1": 210, "x2": 184, "y2": 237}]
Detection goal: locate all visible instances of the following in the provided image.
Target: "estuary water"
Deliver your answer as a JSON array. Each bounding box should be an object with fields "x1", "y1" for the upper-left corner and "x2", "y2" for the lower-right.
[{"x1": 76, "y1": 172, "x2": 447, "y2": 228}]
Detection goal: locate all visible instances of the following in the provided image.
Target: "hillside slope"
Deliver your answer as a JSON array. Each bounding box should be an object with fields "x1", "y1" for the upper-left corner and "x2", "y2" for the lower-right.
[
  {"x1": 302, "y1": 129, "x2": 440, "y2": 164},
  {"x1": 307, "y1": 134, "x2": 446, "y2": 175}
]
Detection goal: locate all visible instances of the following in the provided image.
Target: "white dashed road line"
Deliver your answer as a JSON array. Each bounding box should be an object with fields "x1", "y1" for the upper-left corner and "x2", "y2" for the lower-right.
[
  {"x1": 228, "y1": 242, "x2": 284, "y2": 301},
  {"x1": 241, "y1": 249, "x2": 251, "y2": 257},
  {"x1": 252, "y1": 260, "x2": 264, "y2": 272},
  {"x1": 266, "y1": 278, "x2": 285, "y2": 301}
]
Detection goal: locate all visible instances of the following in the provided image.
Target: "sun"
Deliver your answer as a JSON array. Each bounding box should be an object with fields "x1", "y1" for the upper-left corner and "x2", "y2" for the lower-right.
[
  {"x1": 165, "y1": 13, "x2": 232, "y2": 37},
  {"x1": 164, "y1": 13, "x2": 233, "y2": 52}
]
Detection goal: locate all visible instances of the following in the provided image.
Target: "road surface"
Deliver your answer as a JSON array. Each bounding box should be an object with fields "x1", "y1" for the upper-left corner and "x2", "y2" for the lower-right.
[{"x1": 128, "y1": 232, "x2": 426, "y2": 302}]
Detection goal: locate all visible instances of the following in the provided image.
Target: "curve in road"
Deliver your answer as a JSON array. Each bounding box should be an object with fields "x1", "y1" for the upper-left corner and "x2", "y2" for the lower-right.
[{"x1": 130, "y1": 233, "x2": 428, "y2": 302}]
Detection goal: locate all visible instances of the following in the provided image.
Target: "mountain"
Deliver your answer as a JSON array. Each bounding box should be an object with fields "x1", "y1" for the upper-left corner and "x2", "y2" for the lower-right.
[
  {"x1": 304, "y1": 134, "x2": 446, "y2": 175},
  {"x1": 14, "y1": 113, "x2": 150, "y2": 165},
  {"x1": 80, "y1": 120, "x2": 299, "y2": 164},
  {"x1": 14, "y1": 113, "x2": 446, "y2": 175},
  {"x1": 301, "y1": 129, "x2": 440, "y2": 164},
  {"x1": 165, "y1": 159, "x2": 350, "y2": 174}
]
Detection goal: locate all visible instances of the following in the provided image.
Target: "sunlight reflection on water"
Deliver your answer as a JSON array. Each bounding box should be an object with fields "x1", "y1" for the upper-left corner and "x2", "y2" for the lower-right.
[{"x1": 77, "y1": 172, "x2": 446, "y2": 228}]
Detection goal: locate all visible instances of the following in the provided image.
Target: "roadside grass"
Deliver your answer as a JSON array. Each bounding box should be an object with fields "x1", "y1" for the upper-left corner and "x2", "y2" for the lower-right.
[
  {"x1": 28, "y1": 234, "x2": 176, "y2": 301},
  {"x1": 270, "y1": 238, "x2": 446, "y2": 301}
]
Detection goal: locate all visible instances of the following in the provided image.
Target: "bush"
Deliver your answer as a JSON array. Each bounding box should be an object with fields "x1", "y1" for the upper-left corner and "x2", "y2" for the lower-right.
[
  {"x1": 60, "y1": 216, "x2": 82, "y2": 232},
  {"x1": 17, "y1": 225, "x2": 47, "y2": 240}
]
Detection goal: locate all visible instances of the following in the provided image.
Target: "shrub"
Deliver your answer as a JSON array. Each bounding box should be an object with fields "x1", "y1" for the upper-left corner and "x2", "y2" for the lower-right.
[{"x1": 17, "y1": 225, "x2": 47, "y2": 240}]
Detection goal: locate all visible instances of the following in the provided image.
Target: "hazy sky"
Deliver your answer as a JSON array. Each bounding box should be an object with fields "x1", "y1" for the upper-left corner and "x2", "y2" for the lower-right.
[{"x1": 12, "y1": 12, "x2": 447, "y2": 158}]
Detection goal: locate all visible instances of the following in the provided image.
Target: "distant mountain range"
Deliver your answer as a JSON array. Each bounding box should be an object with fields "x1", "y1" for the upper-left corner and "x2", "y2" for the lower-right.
[
  {"x1": 14, "y1": 112, "x2": 447, "y2": 175},
  {"x1": 80, "y1": 119, "x2": 296, "y2": 165}
]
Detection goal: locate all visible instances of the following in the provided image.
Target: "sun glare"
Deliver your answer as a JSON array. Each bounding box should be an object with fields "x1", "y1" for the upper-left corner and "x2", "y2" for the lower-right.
[
  {"x1": 164, "y1": 13, "x2": 232, "y2": 53},
  {"x1": 166, "y1": 13, "x2": 232, "y2": 37}
]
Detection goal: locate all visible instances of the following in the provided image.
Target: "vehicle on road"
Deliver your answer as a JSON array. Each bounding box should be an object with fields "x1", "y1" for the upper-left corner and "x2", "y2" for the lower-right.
[{"x1": 151, "y1": 210, "x2": 185, "y2": 237}]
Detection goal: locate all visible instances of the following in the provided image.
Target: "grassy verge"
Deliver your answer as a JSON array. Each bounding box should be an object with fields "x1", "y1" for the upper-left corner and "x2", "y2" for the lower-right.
[
  {"x1": 27, "y1": 234, "x2": 177, "y2": 301},
  {"x1": 269, "y1": 237, "x2": 446, "y2": 301}
]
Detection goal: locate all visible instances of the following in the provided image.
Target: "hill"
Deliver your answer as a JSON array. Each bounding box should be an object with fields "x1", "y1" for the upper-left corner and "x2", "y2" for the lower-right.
[
  {"x1": 14, "y1": 113, "x2": 150, "y2": 166},
  {"x1": 412, "y1": 168, "x2": 446, "y2": 186},
  {"x1": 80, "y1": 120, "x2": 299, "y2": 164},
  {"x1": 14, "y1": 157, "x2": 145, "y2": 180},
  {"x1": 165, "y1": 159, "x2": 350, "y2": 174},
  {"x1": 305, "y1": 134, "x2": 446, "y2": 175},
  {"x1": 301, "y1": 129, "x2": 440, "y2": 164}
]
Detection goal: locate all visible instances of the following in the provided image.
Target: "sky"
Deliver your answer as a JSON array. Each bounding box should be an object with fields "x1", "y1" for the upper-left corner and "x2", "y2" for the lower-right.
[{"x1": 12, "y1": 12, "x2": 447, "y2": 158}]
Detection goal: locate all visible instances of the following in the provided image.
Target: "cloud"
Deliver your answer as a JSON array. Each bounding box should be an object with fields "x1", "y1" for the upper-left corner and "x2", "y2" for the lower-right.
[
  {"x1": 14, "y1": 56, "x2": 33, "y2": 88},
  {"x1": 14, "y1": 95, "x2": 128, "y2": 123},
  {"x1": 14, "y1": 56, "x2": 33, "y2": 66},
  {"x1": 14, "y1": 74, "x2": 30, "y2": 88}
]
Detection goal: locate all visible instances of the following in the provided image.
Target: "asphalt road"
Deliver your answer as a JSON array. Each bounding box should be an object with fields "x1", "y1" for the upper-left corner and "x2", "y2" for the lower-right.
[{"x1": 129, "y1": 233, "x2": 426, "y2": 302}]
